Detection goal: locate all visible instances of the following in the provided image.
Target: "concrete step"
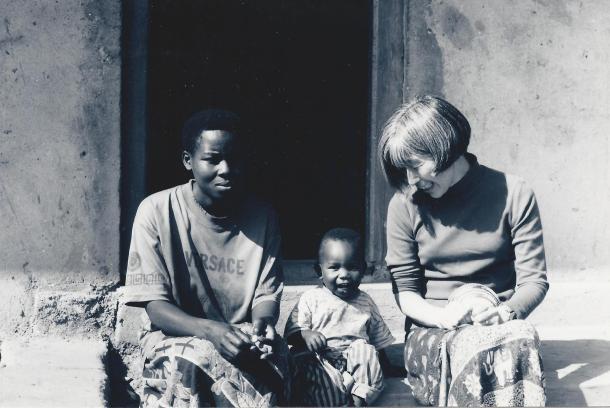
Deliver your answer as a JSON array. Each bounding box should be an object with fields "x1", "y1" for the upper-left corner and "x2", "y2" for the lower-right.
[
  {"x1": 114, "y1": 280, "x2": 610, "y2": 406},
  {"x1": 376, "y1": 378, "x2": 417, "y2": 406},
  {"x1": 280, "y1": 281, "x2": 610, "y2": 406},
  {"x1": 538, "y1": 325, "x2": 610, "y2": 407},
  {"x1": 282, "y1": 260, "x2": 390, "y2": 284},
  {"x1": 0, "y1": 337, "x2": 108, "y2": 407},
  {"x1": 3, "y1": 279, "x2": 607, "y2": 406}
]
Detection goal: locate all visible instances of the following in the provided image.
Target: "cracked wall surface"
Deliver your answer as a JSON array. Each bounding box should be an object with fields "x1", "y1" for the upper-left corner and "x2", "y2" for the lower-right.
[
  {"x1": 405, "y1": 0, "x2": 610, "y2": 276},
  {"x1": 1, "y1": 0, "x2": 609, "y2": 338},
  {"x1": 0, "y1": 0, "x2": 121, "y2": 337}
]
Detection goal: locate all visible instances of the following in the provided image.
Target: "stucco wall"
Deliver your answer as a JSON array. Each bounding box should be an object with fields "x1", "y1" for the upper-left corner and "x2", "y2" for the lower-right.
[
  {"x1": 1, "y1": 1, "x2": 608, "y2": 338},
  {"x1": 0, "y1": 1, "x2": 121, "y2": 335},
  {"x1": 404, "y1": 0, "x2": 610, "y2": 277}
]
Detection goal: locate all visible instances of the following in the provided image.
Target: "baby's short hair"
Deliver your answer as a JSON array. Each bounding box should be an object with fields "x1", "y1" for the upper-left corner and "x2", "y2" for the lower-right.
[
  {"x1": 181, "y1": 109, "x2": 241, "y2": 154},
  {"x1": 317, "y1": 228, "x2": 365, "y2": 265},
  {"x1": 378, "y1": 95, "x2": 471, "y2": 191}
]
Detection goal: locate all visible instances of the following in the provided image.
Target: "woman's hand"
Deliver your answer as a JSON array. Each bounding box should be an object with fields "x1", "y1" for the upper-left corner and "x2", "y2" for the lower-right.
[
  {"x1": 250, "y1": 301, "x2": 279, "y2": 359},
  {"x1": 395, "y1": 291, "x2": 474, "y2": 329},
  {"x1": 206, "y1": 320, "x2": 254, "y2": 363},
  {"x1": 253, "y1": 317, "x2": 276, "y2": 341},
  {"x1": 251, "y1": 318, "x2": 276, "y2": 359},
  {"x1": 437, "y1": 302, "x2": 474, "y2": 329},
  {"x1": 472, "y1": 304, "x2": 515, "y2": 326},
  {"x1": 145, "y1": 300, "x2": 255, "y2": 363},
  {"x1": 300, "y1": 330, "x2": 327, "y2": 352}
]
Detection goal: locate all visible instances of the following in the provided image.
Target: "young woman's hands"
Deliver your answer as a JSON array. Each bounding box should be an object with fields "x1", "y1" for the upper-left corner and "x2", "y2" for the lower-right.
[
  {"x1": 437, "y1": 302, "x2": 474, "y2": 329},
  {"x1": 206, "y1": 320, "x2": 253, "y2": 363},
  {"x1": 250, "y1": 301, "x2": 279, "y2": 359},
  {"x1": 253, "y1": 317, "x2": 276, "y2": 341},
  {"x1": 300, "y1": 330, "x2": 327, "y2": 352},
  {"x1": 251, "y1": 317, "x2": 276, "y2": 359},
  {"x1": 471, "y1": 304, "x2": 515, "y2": 326},
  {"x1": 145, "y1": 300, "x2": 255, "y2": 363}
]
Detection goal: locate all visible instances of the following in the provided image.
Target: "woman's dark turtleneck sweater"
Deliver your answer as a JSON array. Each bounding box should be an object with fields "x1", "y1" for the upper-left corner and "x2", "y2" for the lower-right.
[{"x1": 386, "y1": 153, "x2": 548, "y2": 319}]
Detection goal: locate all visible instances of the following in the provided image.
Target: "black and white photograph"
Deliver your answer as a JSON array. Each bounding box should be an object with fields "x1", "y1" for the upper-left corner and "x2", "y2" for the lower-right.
[{"x1": 0, "y1": 1, "x2": 609, "y2": 406}]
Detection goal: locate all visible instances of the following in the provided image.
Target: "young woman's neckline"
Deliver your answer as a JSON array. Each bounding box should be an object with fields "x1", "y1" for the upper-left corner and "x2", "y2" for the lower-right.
[
  {"x1": 182, "y1": 180, "x2": 239, "y2": 230},
  {"x1": 189, "y1": 181, "x2": 230, "y2": 218}
]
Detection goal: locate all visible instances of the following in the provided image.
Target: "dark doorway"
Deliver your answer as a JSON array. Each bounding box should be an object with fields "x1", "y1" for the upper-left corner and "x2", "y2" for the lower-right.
[{"x1": 147, "y1": 0, "x2": 370, "y2": 260}]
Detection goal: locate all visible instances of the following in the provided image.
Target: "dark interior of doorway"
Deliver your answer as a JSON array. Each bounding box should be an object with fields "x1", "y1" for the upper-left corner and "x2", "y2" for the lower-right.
[{"x1": 147, "y1": 0, "x2": 370, "y2": 260}]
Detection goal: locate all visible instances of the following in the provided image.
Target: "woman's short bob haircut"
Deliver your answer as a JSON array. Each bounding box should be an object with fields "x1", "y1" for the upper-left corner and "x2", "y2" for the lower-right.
[{"x1": 378, "y1": 95, "x2": 471, "y2": 191}]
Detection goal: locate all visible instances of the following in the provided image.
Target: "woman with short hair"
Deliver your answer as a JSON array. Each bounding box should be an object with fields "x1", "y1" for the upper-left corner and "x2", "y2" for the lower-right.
[{"x1": 379, "y1": 95, "x2": 548, "y2": 406}]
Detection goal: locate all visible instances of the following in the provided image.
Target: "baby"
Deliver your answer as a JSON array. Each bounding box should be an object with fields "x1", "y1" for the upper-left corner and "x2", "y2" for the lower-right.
[{"x1": 285, "y1": 228, "x2": 395, "y2": 406}]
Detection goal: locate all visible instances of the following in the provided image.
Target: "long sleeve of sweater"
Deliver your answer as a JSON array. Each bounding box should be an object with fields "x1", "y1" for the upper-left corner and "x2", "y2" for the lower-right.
[
  {"x1": 385, "y1": 155, "x2": 549, "y2": 320},
  {"x1": 386, "y1": 193, "x2": 423, "y2": 294},
  {"x1": 505, "y1": 180, "x2": 549, "y2": 318}
]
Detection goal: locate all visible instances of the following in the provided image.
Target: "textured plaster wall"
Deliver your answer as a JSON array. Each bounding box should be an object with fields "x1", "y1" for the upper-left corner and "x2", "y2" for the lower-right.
[
  {"x1": 0, "y1": 1, "x2": 121, "y2": 335},
  {"x1": 405, "y1": 0, "x2": 610, "y2": 277}
]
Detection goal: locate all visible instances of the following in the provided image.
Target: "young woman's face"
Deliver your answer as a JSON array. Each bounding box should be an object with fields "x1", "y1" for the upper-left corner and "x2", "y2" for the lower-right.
[
  {"x1": 404, "y1": 156, "x2": 462, "y2": 199},
  {"x1": 318, "y1": 240, "x2": 364, "y2": 300},
  {"x1": 183, "y1": 130, "x2": 244, "y2": 211}
]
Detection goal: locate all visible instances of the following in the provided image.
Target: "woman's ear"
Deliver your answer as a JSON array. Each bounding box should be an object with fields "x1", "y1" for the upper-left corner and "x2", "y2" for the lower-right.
[{"x1": 182, "y1": 150, "x2": 193, "y2": 171}]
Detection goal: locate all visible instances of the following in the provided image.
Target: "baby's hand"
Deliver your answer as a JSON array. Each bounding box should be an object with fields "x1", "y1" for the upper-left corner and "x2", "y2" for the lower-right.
[
  {"x1": 206, "y1": 321, "x2": 253, "y2": 363},
  {"x1": 301, "y1": 330, "x2": 327, "y2": 352}
]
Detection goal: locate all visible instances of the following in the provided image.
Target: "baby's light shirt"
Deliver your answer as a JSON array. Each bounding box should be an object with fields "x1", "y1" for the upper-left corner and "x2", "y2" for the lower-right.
[{"x1": 284, "y1": 286, "x2": 395, "y2": 351}]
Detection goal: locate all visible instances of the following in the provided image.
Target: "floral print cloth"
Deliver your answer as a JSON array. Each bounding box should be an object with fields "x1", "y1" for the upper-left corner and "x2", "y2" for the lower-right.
[
  {"x1": 404, "y1": 320, "x2": 545, "y2": 406},
  {"x1": 140, "y1": 323, "x2": 290, "y2": 407}
]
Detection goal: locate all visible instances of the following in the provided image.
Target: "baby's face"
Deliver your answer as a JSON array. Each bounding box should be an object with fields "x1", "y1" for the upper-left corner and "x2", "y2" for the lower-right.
[{"x1": 319, "y1": 240, "x2": 364, "y2": 300}]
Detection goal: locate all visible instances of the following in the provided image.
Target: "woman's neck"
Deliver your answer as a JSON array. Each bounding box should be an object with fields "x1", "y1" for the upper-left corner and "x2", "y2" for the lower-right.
[
  {"x1": 192, "y1": 184, "x2": 233, "y2": 218},
  {"x1": 449, "y1": 155, "x2": 471, "y2": 188}
]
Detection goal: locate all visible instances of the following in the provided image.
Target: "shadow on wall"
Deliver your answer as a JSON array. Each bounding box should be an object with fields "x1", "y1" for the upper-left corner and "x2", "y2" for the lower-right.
[
  {"x1": 542, "y1": 339, "x2": 610, "y2": 406},
  {"x1": 406, "y1": 1, "x2": 444, "y2": 96}
]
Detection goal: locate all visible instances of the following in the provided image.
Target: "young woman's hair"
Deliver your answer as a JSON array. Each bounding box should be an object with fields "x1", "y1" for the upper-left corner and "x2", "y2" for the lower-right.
[
  {"x1": 315, "y1": 228, "x2": 365, "y2": 275},
  {"x1": 378, "y1": 95, "x2": 471, "y2": 190},
  {"x1": 181, "y1": 109, "x2": 241, "y2": 154}
]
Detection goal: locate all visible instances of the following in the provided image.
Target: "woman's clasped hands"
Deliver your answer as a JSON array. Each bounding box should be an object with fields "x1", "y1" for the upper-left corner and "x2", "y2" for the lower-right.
[
  {"x1": 471, "y1": 304, "x2": 514, "y2": 326},
  {"x1": 438, "y1": 302, "x2": 513, "y2": 329},
  {"x1": 437, "y1": 301, "x2": 474, "y2": 329}
]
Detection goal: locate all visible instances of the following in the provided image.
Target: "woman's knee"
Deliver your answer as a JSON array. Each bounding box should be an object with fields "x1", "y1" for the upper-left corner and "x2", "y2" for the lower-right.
[{"x1": 503, "y1": 319, "x2": 541, "y2": 341}]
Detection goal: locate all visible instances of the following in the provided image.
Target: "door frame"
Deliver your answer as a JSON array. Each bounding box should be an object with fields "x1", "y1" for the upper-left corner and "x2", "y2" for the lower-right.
[
  {"x1": 120, "y1": 0, "x2": 407, "y2": 281},
  {"x1": 366, "y1": 0, "x2": 408, "y2": 276}
]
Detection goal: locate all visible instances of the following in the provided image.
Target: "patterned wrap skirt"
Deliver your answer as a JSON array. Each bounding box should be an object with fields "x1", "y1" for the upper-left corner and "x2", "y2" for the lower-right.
[
  {"x1": 404, "y1": 320, "x2": 546, "y2": 406},
  {"x1": 139, "y1": 323, "x2": 290, "y2": 407},
  {"x1": 290, "y1": 339, "x2": 385, "y2": 406}
]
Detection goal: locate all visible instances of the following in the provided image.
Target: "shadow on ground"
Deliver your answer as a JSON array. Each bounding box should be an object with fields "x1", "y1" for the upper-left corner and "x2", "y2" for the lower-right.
[
  {"x1": 542, "y1": 339, "x2": 610, "y2": 406},
  {"x1": 379, "y1": 339, "x2": 610, "y2": 406},
  {"x1": 384, "y1": 343, "x2": 406, "y2": 375},
  {"x1": 104, "y1": 338, "x2": 610, "y2": 407},
  {"x1": 107, "y1": 346, "x2": 140, "y2": 407}
]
